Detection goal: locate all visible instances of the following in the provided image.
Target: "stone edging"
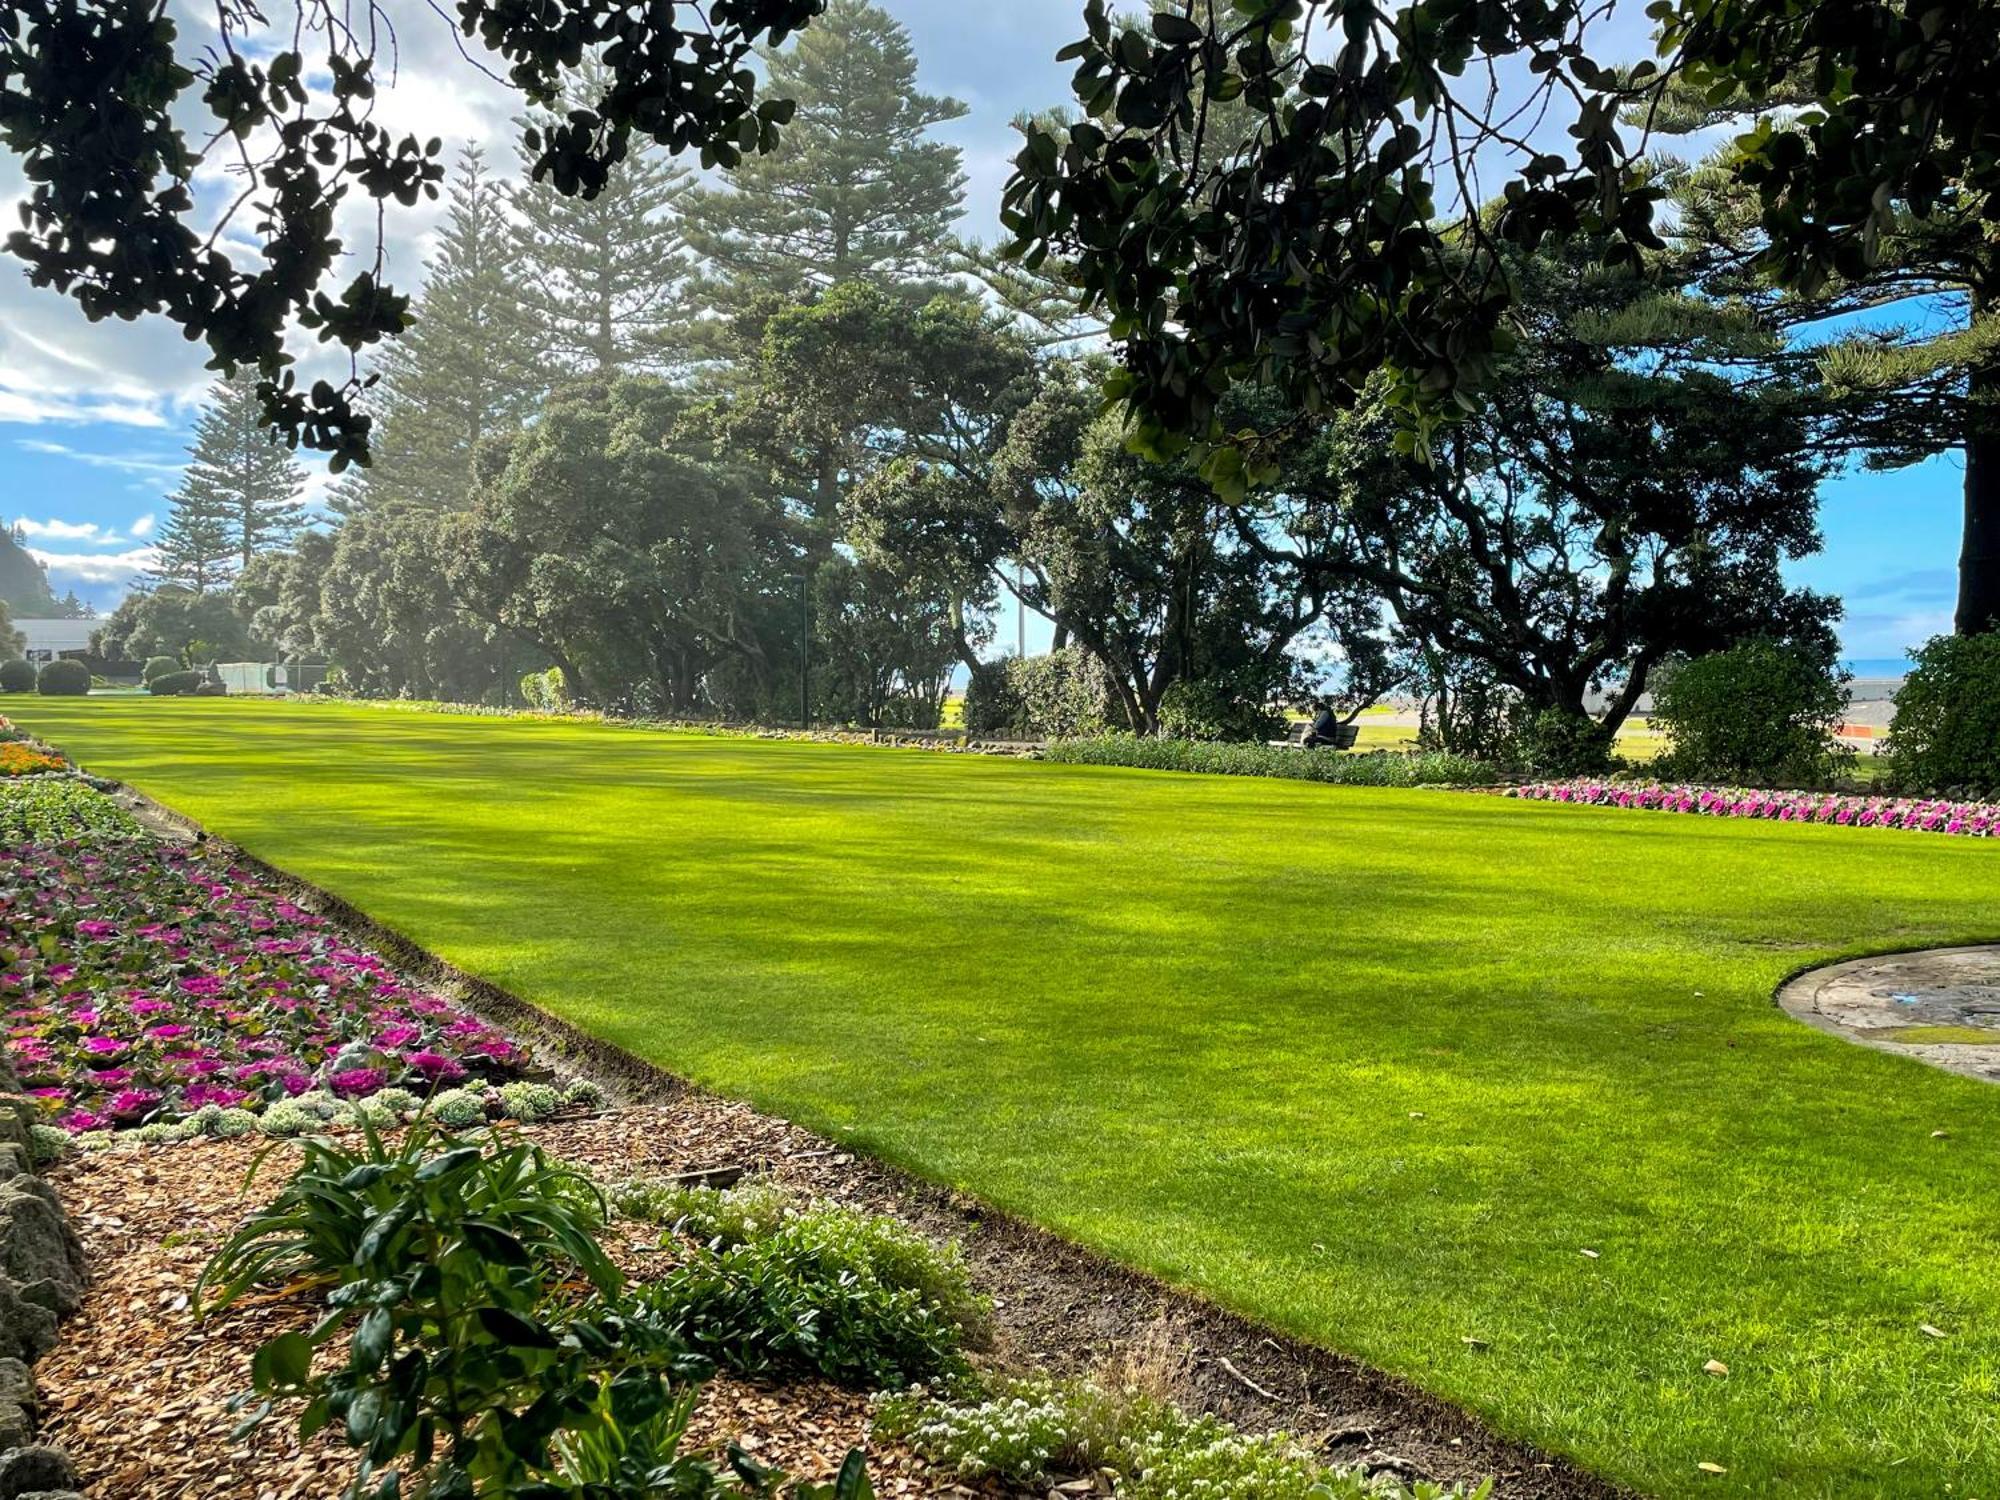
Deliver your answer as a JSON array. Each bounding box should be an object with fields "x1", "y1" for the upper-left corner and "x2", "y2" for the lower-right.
[
  {"x1": 0, "y1": 1062, "x2": 91, "y2": 1500},
  {"x1": 1778, "y1": 945, "x2": 2000, "y2": 1084}
]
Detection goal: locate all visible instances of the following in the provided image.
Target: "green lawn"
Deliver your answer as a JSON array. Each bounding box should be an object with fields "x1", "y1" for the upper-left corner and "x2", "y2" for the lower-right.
[{"x1": 13, "y1": 696, "x2": 2000, "y2": 1497}]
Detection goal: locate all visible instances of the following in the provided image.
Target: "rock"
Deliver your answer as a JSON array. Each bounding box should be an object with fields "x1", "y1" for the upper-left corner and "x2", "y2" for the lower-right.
[
  {"x1": 0, "y1": 1356, "x2": 35, "y2": 1449},
  {"x1": 0, "y1": 1054, "x2": 19, "y2": 1096},
  {"x1": 0, "y1": 1445, "x2": 76, "y2": 1496},
  {"x1": 0, "y1": 1104, "x2": 31, "y2": 1158},
  {"x1": 0, "y1": 1183, "x2": 86, "y2": 1317},
  {"x1": 0, "y1": 1279, "x2": 57, "y2": 1364},
  {"x1": 14, "y1": 1492, "x2": 86, "y2": 1500}
]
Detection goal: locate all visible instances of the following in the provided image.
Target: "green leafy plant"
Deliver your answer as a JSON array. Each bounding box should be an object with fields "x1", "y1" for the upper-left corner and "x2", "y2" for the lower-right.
[
  {"x1": 625, "y1": 1183, "x2": 989, "y2": 1390},
  {"x1": 198, "y1": 1123, "x2": 654, "y2": 1498},
  {"x1": 0, "y1": 660, "x2": 35, "y2": 694},
  {"x1": 0, "y1": 779, "x2": 138, "y2": 842},
  {"x1": 1885, "y1": 633, "x2": 2000, "y2": 797},
  {"x1": 141, "y1": 655, "x2": 182, "y2": 685}
]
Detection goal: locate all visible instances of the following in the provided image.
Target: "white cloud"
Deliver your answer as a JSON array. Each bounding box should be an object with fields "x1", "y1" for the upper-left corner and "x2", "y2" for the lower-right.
[
  {"x1": 27, "y1": 546, "x2": 159, "y2": 588},
  {"x1": 14, "y1": 517, "x2": 117, "y2": 544},
  {"x1": 130, "y1": 513, "x2": 157, "y2": 539},
  {"x1": 15, "y1": 439, "x2": 183, "y2": 478}
]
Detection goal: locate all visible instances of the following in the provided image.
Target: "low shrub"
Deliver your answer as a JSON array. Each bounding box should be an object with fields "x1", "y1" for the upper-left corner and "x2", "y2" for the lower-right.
[
  {"x1": 1651, "y1": 641, "x2": 1852, "y2": 786},
  {"x1": 1514, "y1": 708, "x2": 1615, "y2": 777},
  {"x1": 963, "y1": 647, "x2": 1115, "y2": 740},
  {"x1": 627, "y1": 1182, "x2": 990, "y2": 1389},
  {"x1": 1042, "y1": 736, "x2": 1495, "y2": 788},
  {"x1": 1884, "y1": 633, "x2": 2000, "y2": 797},
  {"x1": 147, "y1": 669, "x2": 204, "y2": 696},
  {"x1": 1155, "y1": 674, "x2": 1286, "y2": 744},
  {"x1": 192, "y1": 680, "x2": 227, "y2": 697},
  {"x1": 878, "y1": 1377, "x2": 1487, "y2": 1499},
  {"x1": 35, "y1": 659, "x2": 89, "y2": 696},
  {"x1": 0, "y1": 660, "x2": 34, "y2": 694},
  {"x1": 140, "y1": 655, "x2": 181, "y2": 685}
]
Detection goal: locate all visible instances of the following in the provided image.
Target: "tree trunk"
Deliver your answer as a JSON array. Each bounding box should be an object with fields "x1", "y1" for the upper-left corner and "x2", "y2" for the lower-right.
[{"x1": 1960, "y1": 362, "x2": 2000, "y2": 634}]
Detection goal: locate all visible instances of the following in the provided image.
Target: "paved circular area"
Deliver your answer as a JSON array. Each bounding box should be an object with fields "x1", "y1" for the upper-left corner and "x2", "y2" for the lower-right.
[{"x1": 1779, "y1": 945, "x2": 2000, "y2": 1083}]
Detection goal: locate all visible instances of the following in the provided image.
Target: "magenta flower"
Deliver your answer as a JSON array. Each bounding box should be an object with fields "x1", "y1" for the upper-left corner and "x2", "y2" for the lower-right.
[
  {"x1": 403, "y1": 1051, "x2": 467, "y2": 1085},
  {"x1": 329, "y1": 1067, "x2": 389, "y2": 1099}
]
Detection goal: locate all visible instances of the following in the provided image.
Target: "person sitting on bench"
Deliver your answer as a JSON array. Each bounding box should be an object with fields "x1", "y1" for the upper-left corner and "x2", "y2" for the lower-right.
[{"x1": 1302, "y1": 703, "x2": 1344, "y2": 748}]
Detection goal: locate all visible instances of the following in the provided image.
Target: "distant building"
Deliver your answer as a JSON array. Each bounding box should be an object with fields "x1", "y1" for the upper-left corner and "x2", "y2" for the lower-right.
[{"x1": 15, "y1": 618, "x2": 95, "y2": 664}]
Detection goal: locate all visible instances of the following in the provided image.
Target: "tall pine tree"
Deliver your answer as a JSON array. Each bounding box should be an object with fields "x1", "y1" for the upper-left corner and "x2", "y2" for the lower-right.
[
  {"x1": 681, "y1": 0, "x2": 967, "y2": 299},
  {"x1": 153, "y1": 370, "x2": 305, "y2": 592},
  {"x1": 514, "y1": 61, "x2": 697, "y2": 375},
  {"x1": 348, "y1": 147, "x2": 543, "y2": 513}
]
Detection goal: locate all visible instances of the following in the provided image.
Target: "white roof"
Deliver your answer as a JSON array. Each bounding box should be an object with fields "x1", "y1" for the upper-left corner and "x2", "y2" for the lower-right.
[{"x1": 14, "y1": 618, "x2": 95, "y2": 653}]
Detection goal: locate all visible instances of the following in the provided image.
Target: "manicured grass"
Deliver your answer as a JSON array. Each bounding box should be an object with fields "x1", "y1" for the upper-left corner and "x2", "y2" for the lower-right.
[{"x1": 12, "y1": 696, "x2": 2000, "y2": 1497}]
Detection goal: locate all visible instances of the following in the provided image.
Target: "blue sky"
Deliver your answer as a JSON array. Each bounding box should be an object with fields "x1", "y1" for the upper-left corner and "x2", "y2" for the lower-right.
[{"x1": 0, "y1": 0, "x2": 1962, "y2": 665}]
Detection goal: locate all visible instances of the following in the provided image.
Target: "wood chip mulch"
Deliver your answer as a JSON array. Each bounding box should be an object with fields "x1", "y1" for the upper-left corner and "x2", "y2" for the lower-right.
[{"x1": 32, "y1": 1116, "x2": 999, "y2": 1500}]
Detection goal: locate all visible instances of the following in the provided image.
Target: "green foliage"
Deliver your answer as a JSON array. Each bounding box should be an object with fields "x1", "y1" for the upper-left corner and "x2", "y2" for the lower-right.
[
  {"x1": 0, "y1": 779, "x2": 139, "y2": 842},
  {"x1": 498, "y1": 1082, "x2": 563, "y2": 1123},
  {"x1": 681, "y1": 0, "x2": 967, "y2": 297},
  {"x1": 1514, "y1": 710, "x2": 1615, "y2": 778},
  {"x1": 962, "y1": 649, "x2": 1114, "y2": 740},
  {"x1": 1885, "y1": 634, "x2": 2000, "y2": 797},
  {"x1": 0, "y1": 659, "x2": 34, "y2": 694},
  {"x1": 0, "y1": 0, "x2": 822, "y2": 466},
  {"x1": 34, "y1": 659, "x2": 88, "y2": 696},
  {"x1": 879, "y1": 1377, "x2": 1486, "y2": 1500},
  {"x1": 1156, "y1": 673, "x2": 1286, "y2": 745},
  {"x1": 27, "y1": 1124, "x2": 69, "y2": 1167},
  {"x1": 426, "y1": 1088, "x2": 493, "y2": 1130},
  {"x1": 141, "y1": 655, "x2": 181, "y2": 684},
  {"x1": 521, "y1": 669, "x2": 571, "y2": 714},
  {"x1": 1041, "y1": 737, "x2": 1494, "y2": 788},
  {"x1": 199, "y1": 1123, "x2": 654, "y2": 1498},
  {"x1": 627, "y1": 1182, "x2": 988, "y2": 1389},
  {"x1": 155, "y1": 370, "x2": 306, "y2": 591},
  {"x1": 148, "y1": 669, "x2": 206, "y2": 697},
  {"x1": 1653, "y1": 642, "x2": 1853, "y2": 787},
  {"x1": 94, "y1": 584, "x2": 262, "y2": 668}
]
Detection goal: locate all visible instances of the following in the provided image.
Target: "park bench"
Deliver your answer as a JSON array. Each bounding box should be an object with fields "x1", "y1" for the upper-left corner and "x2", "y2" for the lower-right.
[{"x1": 1269, "y1": 718, "x2": 1359, "y2": 751}]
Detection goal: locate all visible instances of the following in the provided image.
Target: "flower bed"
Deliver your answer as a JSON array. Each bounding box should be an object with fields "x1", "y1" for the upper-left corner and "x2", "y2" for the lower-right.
[
  {"x1": 1504, "y1": 779, "x2": 2000, "y2": 837},
  {"x1": 1, "y1": 817, "x2": 533, "y2": 1135},
  {"x1": 0, "y1": 742, "x2": 65, "y2": 777}
]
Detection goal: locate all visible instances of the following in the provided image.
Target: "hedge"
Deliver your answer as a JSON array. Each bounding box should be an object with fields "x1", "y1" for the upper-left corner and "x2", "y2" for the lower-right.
[
  {"x1": 35, "y1": 659, "x2": 90, "y2": 697},
  {"x1": 1041, "y1": 736, "x2": 1494, "y2": 787},
  {"x1": 0, "y1": 660, "x2": 35, "y2": 694}
]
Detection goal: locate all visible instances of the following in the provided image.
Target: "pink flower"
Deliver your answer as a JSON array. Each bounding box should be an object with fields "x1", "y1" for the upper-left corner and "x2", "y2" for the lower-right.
[
  {"x1": 329, "y1": 1067, "x2": 388, "y2": 1099},
  {"x1": 403, "y1": 1051, "x2": 467, "y2": 1085}
]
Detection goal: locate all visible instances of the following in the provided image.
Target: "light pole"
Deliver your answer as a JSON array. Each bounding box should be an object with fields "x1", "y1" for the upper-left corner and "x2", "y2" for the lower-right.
[{"x1": 788, "y1": 572, "x2": 811, "y2": 730}]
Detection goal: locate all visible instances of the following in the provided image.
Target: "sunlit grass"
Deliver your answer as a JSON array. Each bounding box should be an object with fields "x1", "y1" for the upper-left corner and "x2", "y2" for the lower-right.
[{"x1": 12, "y1": 696, "x2": 2000, "y2": 1498}]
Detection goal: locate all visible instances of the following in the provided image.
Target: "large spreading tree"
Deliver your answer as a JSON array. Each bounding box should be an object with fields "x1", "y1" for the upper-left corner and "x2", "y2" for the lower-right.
[{"x1": 1001, "y1": 0, "x2": 2000, "y2": 632}]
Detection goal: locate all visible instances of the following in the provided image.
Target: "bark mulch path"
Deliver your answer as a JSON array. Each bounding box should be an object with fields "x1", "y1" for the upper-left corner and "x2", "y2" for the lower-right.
[{"x1": 31, "y1": 1098, "x2": 1616, "y2": 1500}]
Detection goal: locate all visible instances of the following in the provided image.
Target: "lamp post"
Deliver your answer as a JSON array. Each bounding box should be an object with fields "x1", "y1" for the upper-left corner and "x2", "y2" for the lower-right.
[{"x1": 787, "y1": 572, "x2": 811, "y2": 730}]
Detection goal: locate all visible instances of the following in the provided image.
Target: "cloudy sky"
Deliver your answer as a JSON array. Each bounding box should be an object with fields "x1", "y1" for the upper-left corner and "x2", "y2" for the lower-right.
[{"x1": 0, "y1": 0, "x2": 1961, "y2": 664}]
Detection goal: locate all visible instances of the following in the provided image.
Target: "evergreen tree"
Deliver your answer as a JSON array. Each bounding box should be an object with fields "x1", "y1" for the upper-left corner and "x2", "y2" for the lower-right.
[
  {"x1": 153, "y1": 370, "x2": 305, "y2": 592},
  {"x1": 514, "y1": 62, "x2": 697, "y2": 376},
  {"x1": 681, "y1": 0, "x2": 967, "y2": 298},
  {"x1": 349, "y1": 148, "x2": 543, "y2": 513}
]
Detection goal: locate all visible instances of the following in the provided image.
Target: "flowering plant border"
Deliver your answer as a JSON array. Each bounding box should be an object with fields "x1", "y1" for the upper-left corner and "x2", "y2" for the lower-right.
[{"x1": 1502, "y1": 780, "x2": 2000, "y2": 837}]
